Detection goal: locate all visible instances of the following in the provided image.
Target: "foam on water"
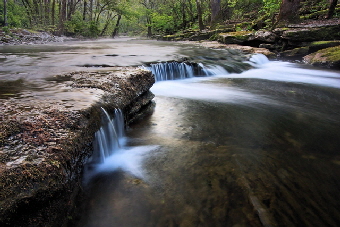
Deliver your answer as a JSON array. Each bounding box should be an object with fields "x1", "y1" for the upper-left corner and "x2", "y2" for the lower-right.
[
  {"x1": 96, "y1": 145, "x2": 159, "y2": 179},
  {"x1": 218, "y1": 58, "x2": 340, "y2": 88},
  {"x1": 85, "y1": 108, "x2": 159, "y2": 182}
]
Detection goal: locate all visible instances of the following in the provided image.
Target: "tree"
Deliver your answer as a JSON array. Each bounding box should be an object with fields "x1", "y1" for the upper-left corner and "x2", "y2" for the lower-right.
[
  {"x1": 210, "y1": 0, "x2": 220, "y2": 27},
  {"x1": 140, "y1": 0, "x2": 155, "y2": 37},
  {"x1": 196, "y1": 0, "x2": 204, "y2": 30},
  {"x1": 3, "y1": 0, "x2": 7, "y2": 26},
  {"x1": 276, "y1": 0, "x2": 300, "y2": 24},
  {"x1": 326, "y1": 0, "x2": 338, "y2": 19},
  {"x1": 112, "y1": 14, "x2": 121, "y2": 37}
]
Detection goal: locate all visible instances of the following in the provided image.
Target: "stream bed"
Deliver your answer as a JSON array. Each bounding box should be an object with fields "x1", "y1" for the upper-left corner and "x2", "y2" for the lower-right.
[
  {"x1": 78, "y1": 55, "x2": 340, "y2": 226},
  {"x1": 1, "y1": 39, "x2": 340, "y2": 227}
]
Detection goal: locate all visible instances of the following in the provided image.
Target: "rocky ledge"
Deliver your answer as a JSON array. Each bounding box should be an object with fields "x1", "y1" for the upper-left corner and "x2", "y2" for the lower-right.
[
  {"x1": 0, "y1": 28, "x2": 64, "y2": 45},
  {"x1": 0, "y1": 68, "x2": 155, "y2": 226},
  {"x1": 158, "y1": 19, "x2": 340, "y2": 69}
]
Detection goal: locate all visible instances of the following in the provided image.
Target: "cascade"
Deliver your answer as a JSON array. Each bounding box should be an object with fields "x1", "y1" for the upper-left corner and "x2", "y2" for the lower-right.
[
  {"x1": 85, "y1": 107, "x2": 158, "y2": 180},
  {"x1": 248, "y1": 54, "x2": 269, "y2": 66},
  {"x1": 141, "y1": 62, "x2": 220, "y2": 81},
  {"x1": 90, "y1": 108, "x2": 125, "y2": 164}
]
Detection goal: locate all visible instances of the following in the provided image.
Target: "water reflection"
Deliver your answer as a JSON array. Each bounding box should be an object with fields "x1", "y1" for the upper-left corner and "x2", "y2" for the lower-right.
[{"x1": 0, "y1": 38, "x2": 187, "y2": 81}]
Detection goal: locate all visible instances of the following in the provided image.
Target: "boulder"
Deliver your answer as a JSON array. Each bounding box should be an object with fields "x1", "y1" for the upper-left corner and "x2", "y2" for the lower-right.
[
  {"x1": 217, "y1": 31, "x2": 255, "y2": 45},
  {"x1": 308, "y1": 40, "x2": 340, "y2": 53},
  {"x1": 281, "y1": 41, "x2": 340, "y2": 59},
  {"x1": 254, "y1": 30, "x2": 277, "y2": 43},
  {"x1": 280, "y1": 46, "x2": 310, "y2": 58},
  {"x1": 303, "y1": 45, "x2": 340, "y2": 68},
  {"x1": 274, "y1": 24, "x2": 340, "y2": 42}
]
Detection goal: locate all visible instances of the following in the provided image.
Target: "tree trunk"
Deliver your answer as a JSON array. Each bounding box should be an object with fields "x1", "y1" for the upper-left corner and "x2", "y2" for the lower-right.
[
  {"x1": 276, "y1": 0, "x2": 300, "y2": 24},
  {"x1": 146, "y1": 15, "x2": 152, "y2": 37},
  {"x1": 67, "y1": 0, "x2": 76, "y2": 20},
  {"x1": 58, "y1": 0, "x2": 67, "y2": 34},
  {"x1": 181, "y1": 1, "x2": 186, "y2": 29},
  {"x1": 196, "y1": 0, "x2": 204, "y2": 30},
  {"x1": 22, "y1": 0, "x2": 33, "y2": 26},
  {"x1": 52, "y1": 0, "x2": 56, "y2": 25},
  {"x1": 326, "y1": 0, "x2": 338, "y2": 19},
  {"x1": 83, "y1": 0, "x2": 87, "y2": 20},
  {"x1": 100, "y1": 13, "x2": 114, "y2": 36},
  {"x1": 3, "y1": 0, "x2": 8, "y2": 26},
  {"x1": 210, "y1": 0, "x2": 220, "y2": 28},
  {"x1": 89, "y1": 0, "x2": 93, "y2": 21},
  {"x1": 112, "y1": 14, "x2": 122, "y2": 38}
]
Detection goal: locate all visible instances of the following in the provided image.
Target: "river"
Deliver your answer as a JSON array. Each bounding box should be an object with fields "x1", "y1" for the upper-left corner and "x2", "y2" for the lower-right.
[{"x1": 1, "y1": 38, "x2": 340, "y2": 227}]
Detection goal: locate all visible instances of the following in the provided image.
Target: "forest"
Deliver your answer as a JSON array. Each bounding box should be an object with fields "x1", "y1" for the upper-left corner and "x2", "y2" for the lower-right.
[{"x1": 0, "y1": 0, "x2": 339, "y2": 38}]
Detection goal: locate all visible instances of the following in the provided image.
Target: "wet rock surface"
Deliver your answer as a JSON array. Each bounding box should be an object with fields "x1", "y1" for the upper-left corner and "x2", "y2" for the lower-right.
[{"x1": 0, "y1": 68, "x2": 155, "y2": 226}]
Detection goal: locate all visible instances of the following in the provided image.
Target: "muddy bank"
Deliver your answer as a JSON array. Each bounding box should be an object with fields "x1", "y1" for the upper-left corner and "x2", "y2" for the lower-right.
[{"x1": 0, "y1": 68, "x2": 155, "y2": 226}]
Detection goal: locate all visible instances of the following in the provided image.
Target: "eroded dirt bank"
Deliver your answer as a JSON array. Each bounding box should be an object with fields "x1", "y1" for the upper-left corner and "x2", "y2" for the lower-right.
[{"x1": 0, "y1": 68, "x2": 155, "y2": 227}]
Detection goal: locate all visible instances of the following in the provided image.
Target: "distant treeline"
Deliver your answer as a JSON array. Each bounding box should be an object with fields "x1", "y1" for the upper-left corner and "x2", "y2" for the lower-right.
[{"x1": 0, "y1": 0, "x2": 338, "y2": 37}]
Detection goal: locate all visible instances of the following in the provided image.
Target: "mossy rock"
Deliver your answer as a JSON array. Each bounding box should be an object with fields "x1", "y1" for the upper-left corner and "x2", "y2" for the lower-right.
[
  {"x1": 281, "y1": 46, "x2": 310, "y2": 59},
  {"x1": 309, "y1": 40, "x2": 340, "y2": 53},
  {"x1": 280, "y1": 25, "x2": 340, "y2": 42},
  {"x1": 217, "y1": 31, "x2": 255, "y2": 44},
  {"x1": 280, "y1": 40, "x2": 340, "y2": 59},
  {"x1": 303, "y1": 45, "x2": 340, "y2": 68},
  {"x1": 161, "y1": 34, "x2": 184, "y2": 41}
]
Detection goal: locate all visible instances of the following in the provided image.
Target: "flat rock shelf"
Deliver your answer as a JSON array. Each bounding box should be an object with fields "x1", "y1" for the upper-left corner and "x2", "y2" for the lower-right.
[{"x1": 0, "y1": 68, "x2": 155, "y2": 227}]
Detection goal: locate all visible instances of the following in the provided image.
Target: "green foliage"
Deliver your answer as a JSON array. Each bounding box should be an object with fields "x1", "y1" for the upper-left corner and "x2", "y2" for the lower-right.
[
  {"x1": 151, "y1": 12, "x2": 175, "y2": 34},
  {"x1": 0, "y1": 0, "x2": 339, "y2": 38},
  {"x1": 64, "y1": 12, "x2": 86, "y2": 34},
  {"x1": 258, "y1": 0, "x2": 280, "y2": 19},
  {"x1": 64, "y1": 11, "x2": 100, "y2": 37},
  {"x1": 0, "y1": 0, "x2": 29, "y2": 27},
  {"x1": 2, "y1": 26, "x2": 10, "y2": 33}
]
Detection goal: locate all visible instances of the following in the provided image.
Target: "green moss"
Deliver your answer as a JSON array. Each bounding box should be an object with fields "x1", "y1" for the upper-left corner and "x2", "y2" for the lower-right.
[
  {"x1": 320, "y1": 46, "x2": 340, "y2": 62},
  {"x1": 311, "y1": 41, "x2": 340, "y2": 46},
  {"x1": 305, "y1": 46, "x2": 340, "y2": 68},
  {"x1": 282, "y1": 26, "x2": 340, "y2": 41},
  {"x1": 227, "y1": 31, "x2": 254, "y2": 37}
]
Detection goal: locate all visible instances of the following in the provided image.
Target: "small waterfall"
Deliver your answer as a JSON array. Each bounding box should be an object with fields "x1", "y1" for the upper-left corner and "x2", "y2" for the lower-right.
[
  {"x1": 91, "y1": 108, "x2": 125, "y2": 164},
  {"x1": 248, "y1": 54, "x2": 270, "y2": 67},
  {"x1": 141, "y1": 62, "x2": 219, "y2": 81},
  {"x1": 84, "y1": 107, "x2": 159, "y2": 181}
]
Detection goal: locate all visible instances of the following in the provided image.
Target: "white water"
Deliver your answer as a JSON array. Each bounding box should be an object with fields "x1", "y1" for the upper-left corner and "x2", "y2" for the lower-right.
[
  {"x1": 86, "y1": 108, "x2": 159, "y2": 180},
  {"x1": 151, "y1": 54, "x2": 340, "y2": 103},
  {"x1": 87, "y1": 54, "x2": 340, "y2": 182},
  {"x1": 229, "y1": 54, "x2": 340, "y2": 88},
  {"x1": 141, "y1": 61, "x2": 227, "y2": 81}
]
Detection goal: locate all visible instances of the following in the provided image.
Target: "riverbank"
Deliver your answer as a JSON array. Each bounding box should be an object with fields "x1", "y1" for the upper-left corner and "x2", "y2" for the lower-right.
[
  {"x1": 157, "y1": 19, "x2": 340, "y2": 69},
  {"x1": 0, "y1": 33, "x2": 338, "y2": 226},
  {"x1": 0, "y1": 68, "x2": 155, "y2": 226},
  {"x1": 0, "y1": 28, "x2": 66, "y2": 45}
]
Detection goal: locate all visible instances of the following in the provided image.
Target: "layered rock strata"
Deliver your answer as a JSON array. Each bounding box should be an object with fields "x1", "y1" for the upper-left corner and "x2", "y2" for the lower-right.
[{"x1": 0, "y1": 68, "x2": 155, "y2": 227}]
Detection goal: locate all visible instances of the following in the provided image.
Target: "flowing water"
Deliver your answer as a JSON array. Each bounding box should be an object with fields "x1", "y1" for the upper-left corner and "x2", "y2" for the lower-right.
[{"x1": 1, "y1": 39, "x2": 340, "y2": 227}]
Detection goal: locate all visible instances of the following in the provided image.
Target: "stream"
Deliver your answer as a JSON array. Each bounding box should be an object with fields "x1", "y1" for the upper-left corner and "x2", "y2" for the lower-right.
[{"x1": 1, "y1": 38, "x2": 340, "y2": 227}]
